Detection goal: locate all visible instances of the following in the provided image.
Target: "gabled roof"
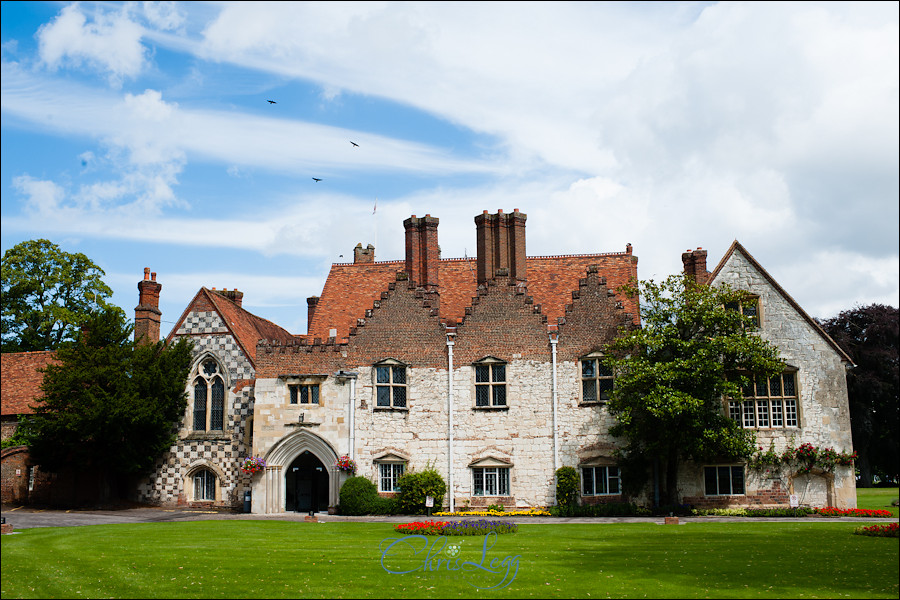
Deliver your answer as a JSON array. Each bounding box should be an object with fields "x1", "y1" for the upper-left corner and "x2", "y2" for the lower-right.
[
  {"x1": 166, "y1": 288, "x2": 296, "y2": 367},
  {"x1": 307, "y1": 250, "x2": 639, "y2": 341},
  {"x1": 1, "y1": 351, "x2": 58, "y2": 416},
  {"x1": 709, "y1": 241, "x2": 853, "y2": 364}
]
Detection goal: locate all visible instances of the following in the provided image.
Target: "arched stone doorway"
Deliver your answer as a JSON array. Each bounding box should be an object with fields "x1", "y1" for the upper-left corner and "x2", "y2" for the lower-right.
[
  {"x1": 286, "y1": 451, "x2": 329, "y2": 513},
  {"x1": 257, "y1": 429, "x2": 340, "y2": 513}
]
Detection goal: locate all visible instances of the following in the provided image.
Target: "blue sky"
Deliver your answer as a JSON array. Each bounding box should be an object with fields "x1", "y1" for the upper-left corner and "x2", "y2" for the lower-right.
[{"x1": 2, "y1": 1, "x2": 898, "y2": 336}]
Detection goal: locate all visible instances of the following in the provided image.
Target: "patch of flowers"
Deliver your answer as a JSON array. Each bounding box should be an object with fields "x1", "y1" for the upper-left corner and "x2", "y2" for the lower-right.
[
  {"x1": 239, "y1": 456, "x2": 266, "y2": 475},
  {"x1": 815, "y1": 507, "x2": 892, "y2": 518},
  {"x1": 394, "y1": 519, "x2": 518, "y2": 536},
  {"x1": 434, "y1": 508, "x2": 551, "y2": 517},
  {"x1": 853, "y1": 523, "x2": 899, "y2": 538}
]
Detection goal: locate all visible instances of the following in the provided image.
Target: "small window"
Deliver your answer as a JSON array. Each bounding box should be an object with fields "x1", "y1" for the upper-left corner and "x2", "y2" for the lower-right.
[
  {"x1": 730, "y1": 371, "x2": 799, "y2": 429},
  {"x1": 374, "y1": 362, "x2": 407, "y2": 408},
  {"x1": 472, "y1": 467, "x2": 510, "y2": 496},
  {"x1": 289, "y1": 384, "x2": 320, "y2": 405},
  {"x1": 378, "y1": 463, "x2": 405, "y2": 493},
  {"x1": 704, "y1": 465, "x2": 745, "y2": 496},
  {"x1": 474, "y1": 360, "x2": 506, "y2": 408},
  {"x1": 582, "y1": 466, "x2": 621, "y2": 495},
  {"x1": 192, "y1": 359, "x2": 226, "y2": 431},
  {"x1": 193, "y1": 469, "x2": 216, "y2": 501},
  {"x1": 581, "y1": 356, "x2": 614, "y2": 403},
  {"x1": 725, "y1": 295, "x2": 760, "y2": 328},
  {"x1": 27, "y1": 465, "x2": 37, "y2": 492}
]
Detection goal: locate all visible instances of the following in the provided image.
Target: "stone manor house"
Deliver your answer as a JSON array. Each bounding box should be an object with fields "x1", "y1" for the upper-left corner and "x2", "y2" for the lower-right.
[{"x1": 2, "y1": 209, "x2": 856, "y2": 511}]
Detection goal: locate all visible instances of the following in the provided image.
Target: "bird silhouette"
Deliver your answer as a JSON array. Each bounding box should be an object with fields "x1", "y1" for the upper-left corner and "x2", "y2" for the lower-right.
[
  {"x1": 267, "y1": 100, "x2": 277, "y2": 104},
  {"x1": 312, "y1": 177, "x2": 322, "y2": 182},
  {"x1": 350, "y1": 141, "x2": 359, "y2": 147}
]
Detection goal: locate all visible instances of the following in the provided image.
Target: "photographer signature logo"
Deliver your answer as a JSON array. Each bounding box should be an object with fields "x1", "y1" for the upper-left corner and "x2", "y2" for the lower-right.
[{"x1": 380, "y1": 532, "x2": 520, "y2": 589}]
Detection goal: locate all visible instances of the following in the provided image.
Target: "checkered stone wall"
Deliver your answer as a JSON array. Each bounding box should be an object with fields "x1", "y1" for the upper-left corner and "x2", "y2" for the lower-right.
[{"x1": 136, "y1": 313, "x2": 255, "y2": 508}]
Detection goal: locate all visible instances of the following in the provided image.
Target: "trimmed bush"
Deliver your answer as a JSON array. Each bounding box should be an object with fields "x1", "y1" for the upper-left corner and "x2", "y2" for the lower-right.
[
  {"x1": 551, "y1": 502, "x2": 651, "y2": 517},
  {"x1": 397, "y1": 468, "x2": 446, "y2": 514},
  {"x1": 555, "y1": 466, "x2": 579, "y2": 509},
  {"x1": 338, "y1": 476, "x2": 380, "y2": 515}
]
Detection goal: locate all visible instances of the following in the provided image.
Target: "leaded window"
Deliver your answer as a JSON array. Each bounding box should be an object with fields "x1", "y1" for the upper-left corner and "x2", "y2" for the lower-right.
[
  {"x1": 193, "y1": 359, "x2": 225, "y2": 431},
  {"x1": 474, "y1": 361, "x2": 506, "y2": 407},
  {"x1": 290, "y1": 384, "x2": 320, "y2": 405},
  {"x1": 725, "y1": 296, "x2": 760, "y2": 328},
  {"x1": 730, "y1": 372, "x2": 799, "y2": 429},
  {"x1": 581, "y1": 357, "x2": 614, "y2": 403},
  {"x1": 375, "y1": 363, "x2": 407, "y2": 408}
]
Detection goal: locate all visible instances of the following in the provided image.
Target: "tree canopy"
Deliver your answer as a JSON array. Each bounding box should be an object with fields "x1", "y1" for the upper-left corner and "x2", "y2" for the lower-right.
[
  {"x1": 1, "y1": 238, "x2": 116, "y2": 352},
  {"x1": 819, "y1": 304, "x2": 899, "y2": 486},
  {"x1": 21, "y1": 307, "x2": 193, "y2": 499},
  {"x1": 604, "y1": 274, "x2": 783, "y2": 506}
]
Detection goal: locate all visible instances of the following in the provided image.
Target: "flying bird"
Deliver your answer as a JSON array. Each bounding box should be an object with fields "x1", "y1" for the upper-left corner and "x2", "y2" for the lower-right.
[
  {"x1": 267, "y1": 100, "x2": 277, "y2": 104},
  {"x1": 312, "y1": 177, "x2": 322, "y2": 182},
  {"x1": 350, "y1": 141, "x2": 359, "y2": 147}
]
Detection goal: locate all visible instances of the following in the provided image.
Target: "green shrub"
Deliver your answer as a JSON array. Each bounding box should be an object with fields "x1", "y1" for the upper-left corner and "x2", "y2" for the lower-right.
[
  {"x1": 555, "y1": 466, "x2": 579, "y2": 508},
  {"x1": 550, "y1": 502, "x2": 651, "y2": 517},
  {"x1": 338, "y1": 476, "x2": 380, "y2": 515},
  {"x1": 370, "y1": 496, "x2": 400, "y2": 515},
  {"x1": 397, "y1": 468, "x2": 446, "y2": 514}
]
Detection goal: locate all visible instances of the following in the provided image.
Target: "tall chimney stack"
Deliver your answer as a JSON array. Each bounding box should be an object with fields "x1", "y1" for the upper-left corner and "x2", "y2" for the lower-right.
[
  {"x1": 134, "y1": 268, "x2": 162, "y2": 344},
  {"x1": 681, "y1": 248, "x2": 709, "y2": 284},
  {"x1": 475, "y1": 209, "x2": 527, "y2": 285},
  {"x1": 403, "y1": 214, "x2": 440, "y2": 291}
]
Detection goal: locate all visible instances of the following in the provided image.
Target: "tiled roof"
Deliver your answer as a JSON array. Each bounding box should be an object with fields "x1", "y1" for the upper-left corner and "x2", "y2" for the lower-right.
[
  {"x1": 1, "y1": 351, "x2": 58, "y2": 416},
  {"x1": 167, "y1": 288, "x2": 297, "y2": 366},
  {"x1": 307, "y1": 250, "x2": 639, "y2": 341}
]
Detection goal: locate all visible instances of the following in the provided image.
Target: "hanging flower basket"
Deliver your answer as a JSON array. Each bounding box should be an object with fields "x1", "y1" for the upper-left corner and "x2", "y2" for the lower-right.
[
  {"x1": 336, "y1": 455, "x2": 357, "y2": 475},
  {"x1": 240, "y1": 456, "x2": 267, "y2": 475}
]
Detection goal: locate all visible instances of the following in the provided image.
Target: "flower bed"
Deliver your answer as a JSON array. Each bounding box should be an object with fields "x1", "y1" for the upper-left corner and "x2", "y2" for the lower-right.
[
  {"x1": 853, "y1": 523, "x2": 899, "y2": 538},
  {"x1": 692, "y1": 506, "x2": 893, "y2": 518},
  {"x1": 394, "y1": 519, "x2": 518, "y2": 536},
  {"x1": 434, "y1": 508, "x2": 550, "y2": 517},
  {"x1": 815, "y1": 507, "x2": 893, "y2": 518}
]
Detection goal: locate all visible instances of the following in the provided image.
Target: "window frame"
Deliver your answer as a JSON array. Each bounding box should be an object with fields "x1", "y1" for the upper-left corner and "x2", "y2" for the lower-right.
[
  {"x1": 190, "y1": 356, "x2": 228, "y2": 432},
  {"x1": 472, "y1": 466, "x2": 511, "y2": 497},
  {"x1": 581, "y1": 465, "x2": 622, "y2": 496},
  {"x1": 725, "y1": 294, "x2": 761, "y2": 328},
  {"x1": 377, "y1": 462, "x2": 406, "y2": 493},
  {"x1": 730, "y1": 370, "x2": 800, "y2": 429},
  {"x1": 192, "y1": 468, "x2": 217, "y2": 502},
  {"x1": 473, "y1": 357, "x2": 508, "y2": 409},
  {"x1": 704, "y1": 465, "x2": 746, "y2": 496},
  {"x1": 579, "y1": 353, "x2": 614, "y2": 405},
  {"x1": 289, "y1": 383, "x2": 320, "y2": 405},
  {"x1": 373, "y1": 359, "x2": 409, "y2": 410}
]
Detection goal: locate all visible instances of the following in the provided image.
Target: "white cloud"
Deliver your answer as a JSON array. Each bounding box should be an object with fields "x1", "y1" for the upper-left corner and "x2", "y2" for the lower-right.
[{"x1": 37, "y1": 3, "x2": 147, "y2": 86}]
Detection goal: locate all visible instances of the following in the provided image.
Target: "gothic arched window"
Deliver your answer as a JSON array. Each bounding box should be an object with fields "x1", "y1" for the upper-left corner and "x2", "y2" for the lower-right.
[{"x1": 192, "y1": 359, "x2": 226, "y2": 431}]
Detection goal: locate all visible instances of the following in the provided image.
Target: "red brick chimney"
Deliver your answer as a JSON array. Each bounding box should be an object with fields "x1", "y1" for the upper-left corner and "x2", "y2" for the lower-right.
[
  {"x1": 475, "y1": 209, "x2": 527, "y2": 284},
  {"x1": 354, "y1": 243, "x2": 375, "y2": 264},
  {"x1": 307, "y1": 296, "x2": 319, "y2": 332},
  {"x1": 681, "y1": 248, "x2": 709, "y2": 284},
  {"x1": 403, "y1": 214, "x2": 440, "y2": 291},
  {"x1": 134, "y1": 267, "x2": 162, "y2": 345}
]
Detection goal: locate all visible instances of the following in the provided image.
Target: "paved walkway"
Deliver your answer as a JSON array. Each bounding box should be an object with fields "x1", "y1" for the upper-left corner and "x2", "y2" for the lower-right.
[{"x1": 2, "y1": 503, "x2": 895, "y2": 530}]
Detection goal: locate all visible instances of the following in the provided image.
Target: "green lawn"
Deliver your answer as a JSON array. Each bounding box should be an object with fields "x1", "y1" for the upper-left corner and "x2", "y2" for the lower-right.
[
  {"x1": 857, "y1": 487, "x2": 899, "y2": 517},
  {"x1": 1, "y1": 521, "x2": 897, "y2": 599}
]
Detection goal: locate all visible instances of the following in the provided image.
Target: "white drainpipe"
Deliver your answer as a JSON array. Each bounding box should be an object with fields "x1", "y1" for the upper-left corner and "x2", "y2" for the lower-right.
[
  {"x1": 335, "y1": 371, "x2": 358, "y2": 460},
  {"x1": 447, "y1": 329, "x2": 456, "y2": 513},
  {"x1": 550, "y1": 331, "x2": 559, "y2": 473}
]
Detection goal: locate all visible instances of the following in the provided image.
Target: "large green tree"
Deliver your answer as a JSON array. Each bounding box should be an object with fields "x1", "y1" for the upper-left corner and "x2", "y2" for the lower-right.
[
  {"x1": 1, "y1": 239, "x2": 115, "y2": 352},
  {"x1": 604, "y1": 274, "x2": 783, "y2": 506},
  {"x1": 820, "y1": 304, "x2": 899, "y2": 486},
  {"x1": 21, "y1": 307, "x2": 193, "y2": 501}
]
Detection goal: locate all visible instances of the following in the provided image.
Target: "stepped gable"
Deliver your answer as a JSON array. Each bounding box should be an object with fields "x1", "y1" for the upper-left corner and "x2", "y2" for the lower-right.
[
  {"x1": 305, "y1": 247, "x2": 638, "y2": 343},
  {"x1": 167, "y1": 287, "x2": 296, "y2": 367},
  {"x1": 1, "y1": 351, "x2": 58, "y2": 416}
]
